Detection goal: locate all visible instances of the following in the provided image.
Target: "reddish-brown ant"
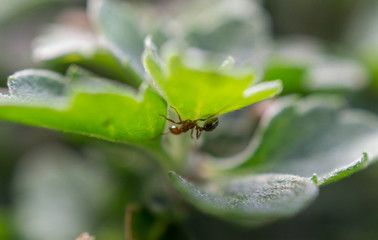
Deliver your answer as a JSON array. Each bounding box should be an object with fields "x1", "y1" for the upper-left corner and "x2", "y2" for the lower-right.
[{"x1": 159, "y1": 106, "x2": 219, "y2": 140}]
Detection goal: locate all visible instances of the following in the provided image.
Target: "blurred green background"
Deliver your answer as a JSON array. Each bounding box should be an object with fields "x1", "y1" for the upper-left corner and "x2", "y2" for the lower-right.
[{"x1": 1, "y1": 0, "x2": 378, "y2": 239}]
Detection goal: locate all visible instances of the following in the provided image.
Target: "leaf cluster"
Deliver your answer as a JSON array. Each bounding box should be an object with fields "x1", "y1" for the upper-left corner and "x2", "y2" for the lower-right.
[{"x1": 0, "y1": 0, "x2": 378, "y2": 238}]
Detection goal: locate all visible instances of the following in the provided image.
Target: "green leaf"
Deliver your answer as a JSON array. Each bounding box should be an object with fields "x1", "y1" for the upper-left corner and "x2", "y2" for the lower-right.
[
  {"x1": 88, "y1": 0, "x2": 145, "y2": 74},
  {"x1": 211, "y1": 96, "x2": 378, "y2": 185},
  {"x1": 0, "y1": 69, "x2": 167, "y2": 146},
  {"x1": 143, "y1": 39, "x2": 282, "y2": 120},
  {"x1": 168, "y1": 171, "x2": 318, "y2": 225},
  {"x1": 33, "y1": 24, "x2": 142, "y2": 88},
  {"x1": 312, "y1": 152, "x2": 369, "y2": 186}
]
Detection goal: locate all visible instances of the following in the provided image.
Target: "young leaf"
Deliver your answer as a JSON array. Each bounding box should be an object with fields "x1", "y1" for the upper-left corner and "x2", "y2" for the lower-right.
[
  {"x1": 210, "y1": 96, "x2": 378, "y2": 186},
  {"x1": 168, "y1": 171, "x2": 318, "y2": 225},
  {"x1": 143, "y1": 39, "x2": 282, "y2": 120},
  {"x1": 0, "y1": 69, "x2": 167, "y2": 146}
]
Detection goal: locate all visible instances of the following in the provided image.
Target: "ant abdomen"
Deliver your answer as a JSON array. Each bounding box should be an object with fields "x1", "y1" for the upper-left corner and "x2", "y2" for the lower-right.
[{"x1": 202, "y1": 117, "x2": 219, "y2": 132}]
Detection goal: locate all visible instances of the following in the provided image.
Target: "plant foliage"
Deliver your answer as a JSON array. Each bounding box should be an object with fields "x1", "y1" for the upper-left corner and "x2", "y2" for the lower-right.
[{"x1": 1, "y1": 0, "x2": 378, "y2": 238}]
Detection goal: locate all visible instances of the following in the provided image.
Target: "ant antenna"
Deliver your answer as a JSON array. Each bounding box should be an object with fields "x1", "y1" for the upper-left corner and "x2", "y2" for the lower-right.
[
  {"x1": 159, "y1": 114, "x2": 180, "y2": 124},
  {"x1": 169, "y1": 106, "x2": 182, "y2": 122},
  {"x1": 195, "y1": 104, "x2": 231, "y2": 122}
]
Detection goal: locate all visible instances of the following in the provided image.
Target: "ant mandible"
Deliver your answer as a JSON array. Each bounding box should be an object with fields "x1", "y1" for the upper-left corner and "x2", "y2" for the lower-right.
[{"x1": 160, "y1": 106, "x2": 219, "y2": 140}]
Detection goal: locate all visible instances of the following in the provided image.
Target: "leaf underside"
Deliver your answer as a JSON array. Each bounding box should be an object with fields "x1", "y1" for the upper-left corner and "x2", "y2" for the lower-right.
[
  {"x1": 168, "y1": 171, "x2": 318, "y2": 226},
  {"x1": 211, "y1": 96, "x2": 378, "y2": 186}
]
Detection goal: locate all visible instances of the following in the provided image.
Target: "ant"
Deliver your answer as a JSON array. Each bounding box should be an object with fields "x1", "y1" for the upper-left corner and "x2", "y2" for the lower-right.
[{"x1": 159, "y1": 106, "x2": 219, "y2": 140}]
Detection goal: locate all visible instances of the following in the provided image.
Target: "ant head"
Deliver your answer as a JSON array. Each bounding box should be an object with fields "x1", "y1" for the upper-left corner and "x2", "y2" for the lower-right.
[
  {"x1": 169, "y1": 125, "x2": 181, "y2": 134},
  {"x1": 202, "y1": 117, "x2": 219, "y2": 132}
]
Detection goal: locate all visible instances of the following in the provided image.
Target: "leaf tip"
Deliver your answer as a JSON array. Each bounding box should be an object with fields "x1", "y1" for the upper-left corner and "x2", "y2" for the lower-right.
[
  {"x1": 168, "y1": 171, "x2": 183, "y2": 185},
  {"x1": 361, "y1": 152, "x2": 369, "y2": 165},
  {"x1": 268, "y1": 79, "x2": 284, "y2": 96},
  {"x1": 220, "y1": 56, "x2": 235, "y2": 70},
  {"x1": 354, "y1": 152, "x2": 369, "y2": 170},
  {"x1": 144, "y1": 35, "x2": 156, "y2": 51},
  {"x1": 243, "y1": 79, "x2": 283, "y2": 99},
  {"x1": 311, "y1": 173, "x2": 319, "y2": 185},
  {"x1": 167, "y1": 170, "x2": 176, "y2": 178},
  {"x1": 167, "y1": 171, "x2": 189, "y2": 186}
]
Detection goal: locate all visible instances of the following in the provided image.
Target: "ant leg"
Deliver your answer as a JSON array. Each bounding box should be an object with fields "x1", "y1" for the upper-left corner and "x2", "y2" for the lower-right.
[
  {"x1": 159, "y1": 114, "x2": 180, "y2": 124},
  {"x1": 170, "y1": 106, "x2": 182, "y2": 122},
  {"x1": 196, "y1": 113, "x2": 216, "y2": 122},
  {"x1": 196, "y1": 128, "x2": 203, "y2": 140},
  {"x1": 196, "y1": 105, "x2": 230, "y2": 122},
  {"x1": 196, "y1": 104, "x2": 232, "y2": 122},
  {"x1": 190, "y1": 128, "x2": 194, "y2": 139}
]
